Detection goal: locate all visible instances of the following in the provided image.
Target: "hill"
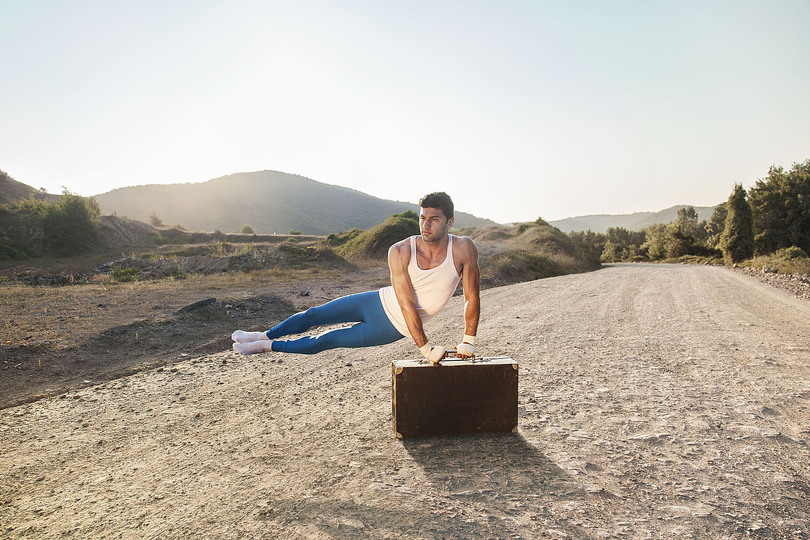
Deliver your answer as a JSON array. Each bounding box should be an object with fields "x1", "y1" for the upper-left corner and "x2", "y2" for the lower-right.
[
  {"x1": 0, "y1": 170, "x2": 59, "y2": 205},
  {"x1": 94, "y1": 171, "x2": 496, "y2": 235},
  {"x1": 549, "y1": 205, "x2": 717, "y2": 233}
]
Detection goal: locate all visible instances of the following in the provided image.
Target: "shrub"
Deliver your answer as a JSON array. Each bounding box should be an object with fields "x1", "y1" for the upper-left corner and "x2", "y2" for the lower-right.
[
  {"x1": 745, "y1": 249, "x2": 810, "y2": 275},
  {"x1": 0, "y1": 192, "x2": 100, "y2": 256},
  {"x1": 278, "y1": 243, "x2": 350, "y2": 269},
  {"x1": 483, "y1": 250, "x2": 564, "y2": 284},
  {"x1": 149, "y1": 211, "x2": 164, "y2": 227},
  {"x1": 241, "y1": 224, "x2": 255, "y2": 234},
  {"x1": 0, "y1": 239, "x2": 28, "y2": 260},
  {"x1": 781, "y1": 246, "x2": 808, "y2": 260},
  {"x1": 326, "y1": 229, "x2": 362, "y2": 247},
  {"x1": 111, "y1": 264, "x2": 140, "y2": 282},
  {"x1": 338, "y1": 211, "x2": 419, "y2": 260}
]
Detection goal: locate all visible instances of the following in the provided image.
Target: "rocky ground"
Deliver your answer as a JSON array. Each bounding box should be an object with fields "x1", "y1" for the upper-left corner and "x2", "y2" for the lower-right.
[
  {"x1": 1, "y1": 263, "x2": 810, "y2": 538},
  {"x1": 734, "y1": 265, "x2": 810, "y2": 301}
]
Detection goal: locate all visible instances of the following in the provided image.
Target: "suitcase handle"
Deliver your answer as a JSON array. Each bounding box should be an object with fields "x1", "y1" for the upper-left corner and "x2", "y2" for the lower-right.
[{"x1": 418, "y1": 349, "x2": 478, "y2": 365}]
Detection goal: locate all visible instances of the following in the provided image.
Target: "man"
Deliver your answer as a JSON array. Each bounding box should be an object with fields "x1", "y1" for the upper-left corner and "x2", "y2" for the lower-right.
[{"x1": 231, "y1": 192, "x2": 480, "y2": 363}]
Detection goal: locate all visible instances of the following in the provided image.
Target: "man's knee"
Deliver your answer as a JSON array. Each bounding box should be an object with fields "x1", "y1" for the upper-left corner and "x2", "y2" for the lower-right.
[{"x1": 300, "y1": 306, "x2": 320, "y2": 324}]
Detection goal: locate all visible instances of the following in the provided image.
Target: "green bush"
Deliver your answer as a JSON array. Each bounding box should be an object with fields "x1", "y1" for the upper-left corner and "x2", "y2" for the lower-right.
[
  {"x1": 326, "y1": 229, "x2": 362, "y2": 247},
  {"x1": 0, "y1": 239, "x2": 29, "y2": 260},
  {"x1": 745, "y1": 249, "x2": 810, "y2": 274},
  {"x1": 781, "y1": 246, "x2": 808, "y2": 260},
  {"x1": 111, "y1": 265, "x2": 140, "y2": 282},
  {"x1": 0, "y1": 193, "x2": 100, "y2": 257},
  {"x1": 338, "y1": 211, "x2": 419, "y2": 260},
  {"x1": 43, "y1": 193, "x2": 101, "y2": 255}
]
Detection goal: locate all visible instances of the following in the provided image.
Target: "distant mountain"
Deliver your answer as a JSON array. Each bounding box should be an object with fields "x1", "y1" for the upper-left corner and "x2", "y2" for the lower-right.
[
  {"x1": 0, "y1": 170, "x2": 59, "y2": 205},
  {"x1": 549, "y1": 205, "x2": 718, "y2": 234},
  {"x1": 94, "y1": 171, "x2": 496, "y2": 235}
]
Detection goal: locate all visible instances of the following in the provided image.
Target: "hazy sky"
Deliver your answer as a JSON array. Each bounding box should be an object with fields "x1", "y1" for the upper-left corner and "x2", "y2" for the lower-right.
[{"x1": 2, "y1": 1, "x2": 808, "y2": 223}]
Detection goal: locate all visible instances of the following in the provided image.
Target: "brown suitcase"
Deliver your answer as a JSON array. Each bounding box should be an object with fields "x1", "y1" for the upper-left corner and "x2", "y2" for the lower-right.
[{"x1": 392, "y1": 356, "x2": 518, "y2": 438}]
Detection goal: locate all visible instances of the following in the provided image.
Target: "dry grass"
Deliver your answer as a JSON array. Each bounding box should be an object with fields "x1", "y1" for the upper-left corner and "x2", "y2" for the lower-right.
[{"x1": 0, "y1": 266, "x2": 352, "y2": 348}]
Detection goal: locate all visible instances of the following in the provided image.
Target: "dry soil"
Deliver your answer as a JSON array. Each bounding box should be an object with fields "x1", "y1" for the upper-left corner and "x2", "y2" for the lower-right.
[{"x1": 2, "y1": 263, "x2": 810, "y2": 539}]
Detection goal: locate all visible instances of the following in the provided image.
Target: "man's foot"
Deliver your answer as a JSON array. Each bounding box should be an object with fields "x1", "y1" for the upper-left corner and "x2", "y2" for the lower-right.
[
  {"x1": 231, "y1": 330, "x2": 270, "y2": 343},
  {"x1": 232, "y1": 340, "x2": 274, "y2": 355}
]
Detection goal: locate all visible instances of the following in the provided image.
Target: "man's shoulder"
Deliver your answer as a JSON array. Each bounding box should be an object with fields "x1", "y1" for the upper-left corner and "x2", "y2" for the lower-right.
[
  {"x1": 388, "y1": 236, "x2": 414, "y2": 260},
  {"x1": 452, "y1": 234, "x2": 475, "y2": 246},
  {"x1": 390, "y1": 235, "x2": 415, "y2": 249},
  {"x1": 452, "y1": 234, "x2": 477, "y2": 254}
]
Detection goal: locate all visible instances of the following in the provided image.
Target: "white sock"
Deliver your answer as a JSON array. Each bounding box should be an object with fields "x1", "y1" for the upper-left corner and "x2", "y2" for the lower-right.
[
  {"x1": 232, "y1": 340, "x2": 274, "y2": 355},
  {"x1": 231, "y1": 330, "x2": 270, "y2": 343}
]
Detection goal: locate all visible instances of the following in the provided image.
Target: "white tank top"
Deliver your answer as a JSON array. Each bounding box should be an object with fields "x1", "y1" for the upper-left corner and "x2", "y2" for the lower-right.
[{"x1": 379, "y1": 234, "x2": 461, "y2": 337}]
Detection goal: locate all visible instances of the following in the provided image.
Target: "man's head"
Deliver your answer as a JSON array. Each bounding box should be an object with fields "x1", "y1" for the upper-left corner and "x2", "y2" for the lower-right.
[
  {"x1": 418, "y1": 192, "x2": 454, "y2": 243},
  {"x1": 419, "y1": 192, "x2": 454, "y2": 220}
]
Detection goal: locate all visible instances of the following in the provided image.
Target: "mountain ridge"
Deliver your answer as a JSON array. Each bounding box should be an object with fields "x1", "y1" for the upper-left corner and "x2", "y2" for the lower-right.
[
  {"x1": 549, "y1": 205, "x2": 718, "y2": 233},
  {"x1": 94, "y1": 171, "x2": 496, "y2": 235},
  {"x1": 0, "y1": 170, "x2": 60, "y2": 205},
  {"x1": 4, "y1": 167, "x2": 721, "y2": 236}
]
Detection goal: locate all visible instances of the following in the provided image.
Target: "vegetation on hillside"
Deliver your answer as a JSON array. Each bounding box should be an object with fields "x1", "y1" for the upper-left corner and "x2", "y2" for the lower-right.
[
  {"x1": 572, "y1": 159, "x2": 810, "y2": 273},
  {"x1": 0, "y1": 191, "x2": 101, "y2": 259},
  {"x1": 335, "y1": 210, "x2": 420, "y2": 260},
  {"x1": 469, "y1": 218, "x2": 602, "y2": 286},
  {"x1": 6, "y1": 158, "x2": 806, "y2": 286},
  {"x1": 328, "y1": 211, "x2": 602, "y2": 286}
]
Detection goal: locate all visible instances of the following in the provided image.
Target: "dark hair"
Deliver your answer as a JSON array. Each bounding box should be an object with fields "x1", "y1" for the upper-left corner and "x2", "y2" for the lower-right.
[{"x1": 419, "y1": 192, "x2": 454, "y2": 220}]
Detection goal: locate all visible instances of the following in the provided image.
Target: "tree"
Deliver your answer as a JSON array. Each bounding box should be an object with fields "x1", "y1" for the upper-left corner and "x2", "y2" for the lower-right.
[
  {"x1": 705, "y1": 203, "x2": 728, "y2": 248},
  {"x1": 720, "y1": 184, "x2": 754, "y2": 264},
  {"x1": 675, "y1": 206, "x2": 707, "y2": 242},
  {"x1": 241, "y1": 224, "x2": 255, "y2": 234},
  {"x1": 601, "y1": 227, "x2": 645, "y2": 262},
  {"x1": 642, "y1": 223, "x2": 669, "y2": 260},
  {"x1": 567, "y1": 230, "x2": 605, "y2": 266},
  {"x1": 748, "y1": 159, "x2": 810, "y2": 254},
  {"x1": 39, "y1": 192, "x2": 102, "y2": 255}
]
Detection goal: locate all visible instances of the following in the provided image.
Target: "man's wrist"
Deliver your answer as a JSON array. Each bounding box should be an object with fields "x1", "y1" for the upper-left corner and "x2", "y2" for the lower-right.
[{"x1": 462, "y1": 334, "x2": 475, "y2": 345}]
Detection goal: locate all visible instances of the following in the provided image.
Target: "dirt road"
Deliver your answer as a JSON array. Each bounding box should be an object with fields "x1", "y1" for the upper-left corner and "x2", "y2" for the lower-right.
[{"x1": 2, "y1": 264, "x2": 809, "y2": 538}]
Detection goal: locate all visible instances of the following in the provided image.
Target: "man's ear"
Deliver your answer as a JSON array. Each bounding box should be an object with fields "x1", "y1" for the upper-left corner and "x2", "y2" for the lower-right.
[{"x1": 448, "y1": 216, "x2": 455, "y2": 229}]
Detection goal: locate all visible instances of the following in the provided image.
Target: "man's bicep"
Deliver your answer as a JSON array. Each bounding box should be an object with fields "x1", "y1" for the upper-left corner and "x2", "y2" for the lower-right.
[
  {"x1": 461, "y1": 240, "x2": 481, "y2": 293},
  {"x1": 389, "y1": 245, "x2": 415, "y2": 300}
]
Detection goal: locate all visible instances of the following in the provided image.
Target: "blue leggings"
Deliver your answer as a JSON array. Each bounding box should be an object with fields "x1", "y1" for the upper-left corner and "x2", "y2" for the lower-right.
[{"x1": 266, "y1": 291, "x2": 405, "y2": 354}]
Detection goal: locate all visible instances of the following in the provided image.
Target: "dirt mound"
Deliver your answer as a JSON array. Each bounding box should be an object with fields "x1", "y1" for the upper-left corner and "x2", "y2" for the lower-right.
[{"x1": 96, "y1": 216, "x2": 158, "y2": 249}]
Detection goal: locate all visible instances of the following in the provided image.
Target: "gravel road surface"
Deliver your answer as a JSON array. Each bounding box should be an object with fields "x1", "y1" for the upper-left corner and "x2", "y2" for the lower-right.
[{"x1": 2, "y1": 263, "x2": 809, "y2": 539}]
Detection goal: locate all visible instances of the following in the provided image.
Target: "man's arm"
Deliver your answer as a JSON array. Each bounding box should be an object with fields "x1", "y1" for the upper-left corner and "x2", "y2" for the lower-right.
[
  {"x1": 461, "y1": 237, "x2": 480, "y2": 337},
  {"x1": 388, "y1": 241, "x2": 428, "y2": 348},
  {"x1": 456, "y1": 237, "x2": 480, "y2": 358}
]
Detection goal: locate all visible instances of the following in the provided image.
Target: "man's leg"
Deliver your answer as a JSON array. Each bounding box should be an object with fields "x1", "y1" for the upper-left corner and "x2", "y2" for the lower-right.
[{"x1": 232, "y1": 291, "x2": 404, "y2": 355}]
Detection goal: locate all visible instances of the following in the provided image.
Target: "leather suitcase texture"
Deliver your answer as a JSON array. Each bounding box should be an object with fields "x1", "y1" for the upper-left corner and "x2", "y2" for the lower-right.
[{"x1": 392, "y1": 357, "x2": 518, "y2": 438}]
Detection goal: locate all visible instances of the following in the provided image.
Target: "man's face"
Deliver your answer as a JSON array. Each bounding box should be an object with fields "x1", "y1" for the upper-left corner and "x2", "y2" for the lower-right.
[{"x1": 420, "y1": 207, "x2": 453, "y2": 243}]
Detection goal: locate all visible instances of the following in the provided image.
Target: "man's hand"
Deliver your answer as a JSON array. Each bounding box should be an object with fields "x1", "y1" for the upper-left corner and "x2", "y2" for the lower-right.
[
  {"x1": 455, "y1": 342, "x2": 475, "y2": 359},
  {"x1": 454, "y1": 334, "x2": 475, "y2": 359},
  {"x1": 420, "y1": 343, "x2": 447, "y2": 364}
]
